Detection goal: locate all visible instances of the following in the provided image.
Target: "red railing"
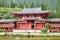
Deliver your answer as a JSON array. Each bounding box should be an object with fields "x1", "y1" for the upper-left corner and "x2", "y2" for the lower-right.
[
  {"x1": 0, "y1": 23, "x2": 15, "y2": 27},
  {"x1": 50, "y1": 24, "x2": 60, "y2": 27}
]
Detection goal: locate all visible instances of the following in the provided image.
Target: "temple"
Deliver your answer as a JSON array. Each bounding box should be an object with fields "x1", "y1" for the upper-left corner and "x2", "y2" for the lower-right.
[
  {"x1": 0, "y1": 7, "x2": 60, "y2": 33},
  {"x1": 13, "y1": 7, "x2": 49, "y2": 32}
]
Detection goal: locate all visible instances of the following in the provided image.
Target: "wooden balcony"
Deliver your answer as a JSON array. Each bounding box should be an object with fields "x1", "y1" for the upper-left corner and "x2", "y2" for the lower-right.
[
  {"x1": 22, "y1": 16, "x2": 43, "y2": 20},
  {"x1": 22, "y1": 17, "x2": 38, "y2": 20},
  {"x1": 49, "y1": 27, "x2": 60, "y2": 32},
  {"x1": 35, "y1": 21, "x2": 45, "y2": 23},
  {"x1": 50, "y1": 24, "x2": 60, "y2": 27},
  {"x1": 49, "y1": 29, "x2": 60, "y2": 32},
  {"x1": 0, "y1": 23, "x2": 15, "y2": 27}
]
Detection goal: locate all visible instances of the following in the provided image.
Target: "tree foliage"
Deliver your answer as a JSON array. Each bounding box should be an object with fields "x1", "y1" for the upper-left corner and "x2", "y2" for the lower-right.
[
  {"x1": 41, "y1": 4, "x2": 47, "y2": 10},
  {"x1": 0, "y1": 29, "x2": 5, "y2": 32},
  {"x1": 41, "y1": 28, "x2": 48, "y2": 33},
  {"x1": 0, "y1": 7, "x2": 22, "y2": 19},
  {"x1": 45, "y1": 23, "x2": 50, "y2": 29},
  {"x1": 41, "y1": 23, "x2": 50, "y2": 33},
  {"x1": 0, "y1": 0, "x2": 60, "y2": 19}
]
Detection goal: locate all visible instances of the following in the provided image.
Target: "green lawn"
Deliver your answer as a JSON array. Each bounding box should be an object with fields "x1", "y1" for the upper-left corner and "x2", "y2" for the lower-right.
[{"x1": 0, "y1": 35, "x2": 60, "y2": 40}]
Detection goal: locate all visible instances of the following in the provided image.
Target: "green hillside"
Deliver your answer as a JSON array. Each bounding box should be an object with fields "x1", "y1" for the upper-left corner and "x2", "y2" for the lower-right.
[{"x1": 0, "y1": 0, "x2": 60, "y2": 19}]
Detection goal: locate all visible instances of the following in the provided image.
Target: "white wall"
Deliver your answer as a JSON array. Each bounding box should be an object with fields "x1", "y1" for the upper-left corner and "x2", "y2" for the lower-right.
[{"x1": 13, "y1": 30, "x2": 41, "y2": 33}]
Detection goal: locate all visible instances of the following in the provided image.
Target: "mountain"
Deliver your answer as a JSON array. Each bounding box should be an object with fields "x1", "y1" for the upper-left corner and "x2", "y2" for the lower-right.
[{"x1": 20, "y1": 0, "x2": 57, "y2": 10}]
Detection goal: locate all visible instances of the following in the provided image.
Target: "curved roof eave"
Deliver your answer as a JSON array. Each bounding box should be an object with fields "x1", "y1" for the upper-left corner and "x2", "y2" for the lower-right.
[{"x1": 13, "y1": 11, "x2": 50, "y2": 14}]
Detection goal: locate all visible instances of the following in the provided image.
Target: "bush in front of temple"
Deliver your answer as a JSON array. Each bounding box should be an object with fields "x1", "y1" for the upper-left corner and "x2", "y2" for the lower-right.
[
  {"x1": 41, "y1": 28, "x2": 48, "y2": 34},
  {"x1": 0, "y1": 29, "x2": 5, "y2": 32},
  {"x1": 41, "y1": 22, "x2": 50, "y2": 34}
]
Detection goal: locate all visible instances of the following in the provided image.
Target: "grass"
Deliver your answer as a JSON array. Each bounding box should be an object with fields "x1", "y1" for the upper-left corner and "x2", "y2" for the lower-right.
[
  {"x1": 0, "y1": 32, "x2": 60, "y2": 37},
  {"x1": 0, "y1": 32, "x2": 60, "y2": 40},
  {"x1": 0, "y1": 35, "x2": 60, "y2": 40}
]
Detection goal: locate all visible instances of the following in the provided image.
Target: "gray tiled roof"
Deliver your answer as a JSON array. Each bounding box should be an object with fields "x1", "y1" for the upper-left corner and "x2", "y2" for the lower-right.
[
  {"x1": 22, "y1": 8, "x2": 41, "y2": 12},
  {"x1": 47, "y1": 18, "x2": 60, "y2": 21},
  {"x1": 13, "y1": 7, "x2": 50, "y2": 14},
  {"x1": 0, "y1": 19, "x2": 16, "y2": 22}
]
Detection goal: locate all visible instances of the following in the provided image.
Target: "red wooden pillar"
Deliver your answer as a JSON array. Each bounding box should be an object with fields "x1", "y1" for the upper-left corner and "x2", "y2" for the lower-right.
[
  {"x1": 11, "y1": 27, "x2": 13, "y2": 32},
  {"x1": 17, "y1": 22, "x2": 19, "y2": 29},
  {"x1": 40, "y1": 22, "x2": 43, "y2": 29},
  {"x1": 34, "y1": 21, "x2": 35, "y2": 30},
  {"x1": 8, "y1": 27, "x2": 9, "y2": 32}
]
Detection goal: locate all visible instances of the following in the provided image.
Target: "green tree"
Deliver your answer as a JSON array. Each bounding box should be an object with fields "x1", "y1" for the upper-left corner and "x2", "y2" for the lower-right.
[
  {"x1": 41, "y1": 22, "x2": 50, "y2": 33},
  {"x1": 3, "y1": 14, "x2": 11, "y2": 19},
  {"x1": 25, "y1": 4, "x2": 31, "y2": 8},
  {"x1": 31, "y1": 3, "x2": 34, "y2": 8},
  {"x1": 45, "y1": 22, "x2": 50, "y2": 29},
  {"x1": 0, "y1": 29, "x2": 5, "y2": 32},
  {"x1": 56, "y1": 0, "x2": 60, "y2": 18},
  {"x1": 41, "y1": 28, "x2": 48, "y2": 33},
  {"x1": 41, "y1": 3, "x2": 47, "y2": 10}
]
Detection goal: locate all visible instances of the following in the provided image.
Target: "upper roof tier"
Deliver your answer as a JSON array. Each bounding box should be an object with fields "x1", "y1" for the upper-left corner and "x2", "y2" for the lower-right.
[
  {"x1": 13, "y1": 8, "x2": 50, "y2": 18},
  {"x1": 22, "y1": 7, "x2": 41, "y2": 12},
  {"x1": 13, "y1": 7, "x2": 50, "y2": 14}
]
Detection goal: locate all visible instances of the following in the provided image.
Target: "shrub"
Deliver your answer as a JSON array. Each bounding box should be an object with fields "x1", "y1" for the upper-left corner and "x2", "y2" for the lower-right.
[
  {"x1": 45, "y1": 22, "x2": 50, "y2": 29},
  {"x1": 41, "y1": 28, "x2": 48, "y2": 34},
  {"x1": 0, "y1": 29, "x2": 5, "y2": 32}
]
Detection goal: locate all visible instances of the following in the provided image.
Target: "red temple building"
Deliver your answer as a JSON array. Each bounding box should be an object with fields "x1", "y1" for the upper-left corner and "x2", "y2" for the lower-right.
[{"x1": 0, "y1": 7, "x2": 60, "y2": 33}]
